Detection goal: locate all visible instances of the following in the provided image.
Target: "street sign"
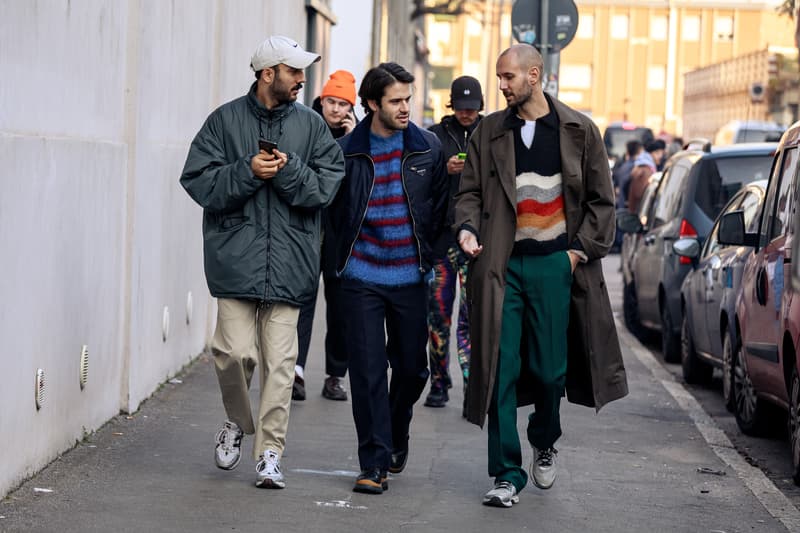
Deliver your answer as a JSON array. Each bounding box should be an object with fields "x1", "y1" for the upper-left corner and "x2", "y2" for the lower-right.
[{"x1": 511, "y1": 0, "x2": 579, "y2": 52}]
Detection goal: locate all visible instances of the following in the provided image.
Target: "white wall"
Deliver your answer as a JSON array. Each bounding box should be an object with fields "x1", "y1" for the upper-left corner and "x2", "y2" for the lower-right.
[{"x1": 0, "y1": 0, "x2": 310, "y2": 498}]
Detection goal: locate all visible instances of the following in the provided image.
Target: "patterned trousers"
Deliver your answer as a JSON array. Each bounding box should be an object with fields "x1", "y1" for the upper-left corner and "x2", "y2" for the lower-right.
[{"x1": 427, "y1": 245, "x2": 471, "y2": 391}]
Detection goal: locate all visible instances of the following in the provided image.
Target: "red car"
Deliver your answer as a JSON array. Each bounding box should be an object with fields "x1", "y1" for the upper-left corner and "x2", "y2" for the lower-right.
[{"x1": 718, "y1": 119, "x2": 800, "y2": 484}]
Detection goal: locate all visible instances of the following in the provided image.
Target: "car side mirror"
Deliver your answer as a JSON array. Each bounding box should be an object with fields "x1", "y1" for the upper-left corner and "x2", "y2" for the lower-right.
[
  {"x1": 616, "y1": 209, "x2": 643, "y2": 234},
  {"x1": 717, "y1": 211, "x2": 758, "y2": 247},
  {"x1": 673, "y1": 238, "x2": 700, "y2": 259}
]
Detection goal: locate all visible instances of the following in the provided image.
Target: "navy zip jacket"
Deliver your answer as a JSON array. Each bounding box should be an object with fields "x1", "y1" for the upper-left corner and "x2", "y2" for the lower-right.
[{"x1": 324, "y1": 117, "x2": 448, "y2": 279}]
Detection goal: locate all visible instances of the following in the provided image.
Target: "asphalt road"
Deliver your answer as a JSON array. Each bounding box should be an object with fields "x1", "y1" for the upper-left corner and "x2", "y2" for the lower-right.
[{"x1": 2, "y1": 256, "x2": 799, "y2": 532}]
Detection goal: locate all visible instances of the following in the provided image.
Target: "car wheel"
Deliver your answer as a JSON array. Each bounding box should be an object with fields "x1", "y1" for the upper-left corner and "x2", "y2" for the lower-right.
[
  {"x1": 661, "y1": 303, "x2": 681, "y2": 363},
  {"x1": 681, "y1": 313, "x2": 712, "y2": 384},
  {"x1": 722, "y1": 331, "x2": 736, "y2": 412},
  {"x1": 623, "y1": 281, "x2": 648, "y2": 341},
  {"x1": 733, "y1": 342, "x2": 767, "y2": 435},
  {"x1": 789, "y1": 366, "x2": 800, "y2": 486}
]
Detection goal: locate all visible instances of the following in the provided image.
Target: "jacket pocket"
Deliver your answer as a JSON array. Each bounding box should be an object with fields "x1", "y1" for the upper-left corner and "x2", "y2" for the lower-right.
[
  {"x1": 218, "y1": 215, "x2": 248, "y2": 232},
  {"x1": 289, "y1": 210, "x2": 314, "y2": 235}
]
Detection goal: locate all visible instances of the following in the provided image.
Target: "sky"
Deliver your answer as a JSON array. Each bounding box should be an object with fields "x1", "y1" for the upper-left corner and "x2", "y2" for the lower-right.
[{"x1": 329, "y1": 0, "x2": 374, "y2": 119}]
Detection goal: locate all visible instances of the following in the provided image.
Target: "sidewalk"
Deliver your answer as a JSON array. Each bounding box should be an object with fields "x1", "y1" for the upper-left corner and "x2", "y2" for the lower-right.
[{"x1": 0, "y1": 259, "x2": 793, "y2": 532}]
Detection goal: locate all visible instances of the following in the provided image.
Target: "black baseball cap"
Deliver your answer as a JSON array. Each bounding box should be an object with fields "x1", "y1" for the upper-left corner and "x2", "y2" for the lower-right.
[{"x1": 450, "y1": 76, "x2": 483, "y2": 110}]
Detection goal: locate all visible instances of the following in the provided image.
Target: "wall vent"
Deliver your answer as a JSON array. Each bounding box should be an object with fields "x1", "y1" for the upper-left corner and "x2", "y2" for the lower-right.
[
  {"x1": 35, "y1": 368, "x2": 45, "y2": 410},
  {"x1": 79, "y1": 345, "x2": 89, "y2": 390}
]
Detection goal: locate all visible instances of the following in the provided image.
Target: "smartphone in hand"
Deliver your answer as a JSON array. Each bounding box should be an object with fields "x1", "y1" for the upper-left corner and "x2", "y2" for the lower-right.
[{"x1": 258, "y1": 139, "x2": 278, "y2": 155}]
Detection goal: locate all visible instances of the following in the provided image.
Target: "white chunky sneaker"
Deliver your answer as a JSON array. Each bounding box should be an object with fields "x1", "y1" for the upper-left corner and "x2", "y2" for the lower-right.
[
  {"x1": 255, "y1": 449, "x2": 286, "y2": 489},
  {"x1": 214, "y1": 420, "x2": 243, "y2": 470},
  {"x1": 482, "y1": 480, "x2": 519, "y2": 508},
  {"x1": 530, "y1": 446, "x2": 558, "y2": 489}
]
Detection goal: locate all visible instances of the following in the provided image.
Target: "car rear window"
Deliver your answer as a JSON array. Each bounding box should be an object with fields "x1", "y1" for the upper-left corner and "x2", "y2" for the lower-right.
[
  {"x1": 694, "y1": 155, "x2": 773, "y2": 220},
  {"x1": 604, "y1": 127, "x2": 654, "y2": 161}
]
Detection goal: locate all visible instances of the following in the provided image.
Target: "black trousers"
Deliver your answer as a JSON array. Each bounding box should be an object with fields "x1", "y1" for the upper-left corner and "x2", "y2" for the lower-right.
[
  {"x1": 296, "y1": 276, "x2": 348, "y2": 378},
  {"x1": 340, "y1": 279, "x2": 429, "y2": 470}
]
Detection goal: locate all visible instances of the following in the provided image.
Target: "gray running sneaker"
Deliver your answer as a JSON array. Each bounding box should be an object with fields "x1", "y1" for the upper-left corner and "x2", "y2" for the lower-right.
[
  {"x1": 255, "y1": 449, "x2": 286, "y2": 489},
  {"x1": 482, "y1": 481, "x2": 519, "y2": 508},
  {"x1": 214, "y1": 420, "x2": 243, "y2": 470},
  {"x1": 530, "y1": 446, "x2": 557, "y2": 489}
]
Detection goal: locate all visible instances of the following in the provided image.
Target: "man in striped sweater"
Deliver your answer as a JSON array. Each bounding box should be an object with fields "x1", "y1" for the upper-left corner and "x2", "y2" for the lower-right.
[{"x1": 326, "y1": 62, "x2": 448, "y2": 495}]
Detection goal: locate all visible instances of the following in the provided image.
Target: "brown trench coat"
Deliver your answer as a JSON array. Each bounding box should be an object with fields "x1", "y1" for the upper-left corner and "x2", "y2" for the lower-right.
[{"x1": 454, "y1": 100, "x2": 629, "y2": 427}]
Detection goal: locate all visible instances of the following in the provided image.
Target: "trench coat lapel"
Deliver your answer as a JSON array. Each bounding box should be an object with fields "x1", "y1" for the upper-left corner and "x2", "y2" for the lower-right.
[
  {"x1": 559, "y1": 121, "x2": 586, "y2": 241},
  {"x1": 489, "y1": 122, "x2": 518, "y2": 210}
]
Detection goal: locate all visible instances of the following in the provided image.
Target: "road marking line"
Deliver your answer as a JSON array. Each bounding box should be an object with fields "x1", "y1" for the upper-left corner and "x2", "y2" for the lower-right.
[
  {"x1": 619, "y1": 321, "x2": 800, "y2": 532},
  {"x1": 292, "y1": 468, "x2": 361, "y2": 477}
]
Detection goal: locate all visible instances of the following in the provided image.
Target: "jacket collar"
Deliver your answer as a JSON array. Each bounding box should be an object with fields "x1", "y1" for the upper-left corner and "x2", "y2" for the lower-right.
[
  {"x1": 495, "y1": 93, "x2": 583, "y2": 138},
  {"x1": 246, "y1": 82, "x2": 295, "y2": 120},
  {"x1": 343, "y1": 115, "x2": 431, "y2": 156}
]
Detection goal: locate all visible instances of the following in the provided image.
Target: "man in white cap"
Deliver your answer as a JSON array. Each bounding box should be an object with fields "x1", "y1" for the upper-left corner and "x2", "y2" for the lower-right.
[{"x1": 180, "y1": 35, "x2": 345, "y2": 489}]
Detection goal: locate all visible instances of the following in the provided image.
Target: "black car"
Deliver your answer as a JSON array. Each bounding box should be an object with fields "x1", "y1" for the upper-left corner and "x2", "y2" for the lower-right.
[
  {"x1": 618, "y1": 143, "x2": 776, "y2": 362},
  {"x1": 673, "y1": 180, "x2": 767, "y2": 406}
]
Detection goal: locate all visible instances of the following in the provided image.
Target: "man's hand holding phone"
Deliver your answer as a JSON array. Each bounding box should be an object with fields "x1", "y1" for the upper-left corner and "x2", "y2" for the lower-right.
[
  {"x1": 447, "y1": 154, "x2": 466, "y2": 175},
  {"x1": 340, "y1": 111, "x2": 356, "y2": 134},
  {"x1": 252, "y1": 140, "x2": 288, "y2": 180}
]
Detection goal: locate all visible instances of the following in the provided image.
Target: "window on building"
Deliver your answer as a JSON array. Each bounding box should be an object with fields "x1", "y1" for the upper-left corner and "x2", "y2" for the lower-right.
[
  {"x1": 682, "y1": 15, "x2": 700, "y2": 42},
  {"x1": 714, "y1": 16, "x2": 734, "y2": 41},
  {"x1": 650, "y1": 15, "x2": 668, "y2": 41},
  {"x1": 611, "y1": 15, "x2": 629, "y2": 40},
  {"x1": 647, "y1": 66, "x2": 666, "y2": 90},
  {"x1": 577, "y1": 14, "x2": 594, "y2": 39},
  {"x1": 561, "y1": 65, "x2": 592, "y2": 89}
]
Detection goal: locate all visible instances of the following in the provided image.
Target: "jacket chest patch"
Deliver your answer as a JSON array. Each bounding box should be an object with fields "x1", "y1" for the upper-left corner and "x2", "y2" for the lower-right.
[{"x1": 410, "y1": 166, "x2": 427, "y2": 176}]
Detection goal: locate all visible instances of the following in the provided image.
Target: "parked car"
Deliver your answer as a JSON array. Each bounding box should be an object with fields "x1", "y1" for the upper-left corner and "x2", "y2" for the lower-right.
[
  {"x1": 618, "y1": 143, "x2": 776, "y2": 362},
  {"x1": 714, "y1": 120, "x2": 785, "y2": 146},
  {"x1": 603, "y1": 121, "x2": 654, "y2": 166},
  {"x1": 620, "y1": 174, "x2": 660, "y2": 339},
  {"x1": 717, "y1": 120, "x2": 800, "y2": 484},
  {"x1": 673, "y1": 180, "x2": 767, "y2": 408}
]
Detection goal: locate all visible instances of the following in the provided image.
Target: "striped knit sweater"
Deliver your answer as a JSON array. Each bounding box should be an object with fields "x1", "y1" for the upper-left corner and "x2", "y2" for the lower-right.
[
  {"x1": 511, "y1": 103, "x2": 569, "y2": 256},
  {"x1": 342, "y1": 131, "x2": 422, "y2": 286}
]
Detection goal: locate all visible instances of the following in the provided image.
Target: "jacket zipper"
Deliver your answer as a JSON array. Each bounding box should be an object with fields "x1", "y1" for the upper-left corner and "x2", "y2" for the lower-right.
[
  {"x1": 262, "y1": 118, "x2": 272, "y2": 304},
  {"x1": 444, "y1": 122, "x2": 467, "y2": 154},
  {"x1": 338, "y1": 152, "x2": 376, "y2": 276},
  {"x1": 400, "y1": 148, "x2": 431, "y2": 273}
]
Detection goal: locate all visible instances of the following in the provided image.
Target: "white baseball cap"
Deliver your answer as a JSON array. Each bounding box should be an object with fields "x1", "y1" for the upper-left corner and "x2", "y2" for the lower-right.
[{"x1": 250, "y1": 36, "x2": 321, "y2": 71}]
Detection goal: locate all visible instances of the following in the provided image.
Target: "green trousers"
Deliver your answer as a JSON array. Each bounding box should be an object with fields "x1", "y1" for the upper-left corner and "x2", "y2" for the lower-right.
[{"x1": 488, "y1": 252, "x2": 572, "y2": 492}]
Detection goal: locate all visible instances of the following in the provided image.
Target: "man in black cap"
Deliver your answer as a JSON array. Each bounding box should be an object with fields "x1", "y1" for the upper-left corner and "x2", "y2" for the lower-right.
[{"x1": 425, "y1": 76, "x2": 484, "y2": 413}]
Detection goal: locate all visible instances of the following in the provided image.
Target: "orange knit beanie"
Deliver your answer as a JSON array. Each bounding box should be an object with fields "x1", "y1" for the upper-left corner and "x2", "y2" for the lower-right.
[{"x1": 321, "y1": 70, "x2": 357, "y2": 106}]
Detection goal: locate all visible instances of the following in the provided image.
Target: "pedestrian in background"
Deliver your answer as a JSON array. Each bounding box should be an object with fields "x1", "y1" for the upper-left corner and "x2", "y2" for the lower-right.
[
  {"x1": 454, "y1": 44, "x2": 628, "y2": 508},
  {"x1": 627, "y1": 139, "x2": 666, "y2": 213},
  {"x1": 424, "y1": 76, "x2": 483, "y2": 414},
  {"x1": 326, "y1": 62, "x2": 448, "y2": 494},
  {"x1": 613, "y1": 139, "x2": 643, "y2": 211},
  {"x1": 179, "y1": 35, "x2": 344, "y2": 489},
  {"x1": 293, "y1": 69, "x2": 359, "y2": 403}
]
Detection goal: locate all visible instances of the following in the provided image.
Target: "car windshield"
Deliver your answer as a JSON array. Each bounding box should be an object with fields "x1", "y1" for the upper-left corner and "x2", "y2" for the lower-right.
[{"x1": 695, "y1": 155, "x2": 773, "y2": 220}]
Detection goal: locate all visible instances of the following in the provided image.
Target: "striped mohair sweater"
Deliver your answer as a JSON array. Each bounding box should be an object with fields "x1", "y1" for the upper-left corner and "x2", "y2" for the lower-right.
[
  {"x1": 511, "y1": 101, "x2": 569, "y2": 256},
  {"x1": 341, "y1": 131, "x2": 422, "y2": 286}
]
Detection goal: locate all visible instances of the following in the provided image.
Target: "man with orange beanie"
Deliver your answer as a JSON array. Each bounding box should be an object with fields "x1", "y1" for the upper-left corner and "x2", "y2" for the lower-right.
[
  {"x1": 313, "y1": 69, "x2": 358, "y2": 138},
  {"x1": 294, "y1": 69, "x2": 359, "y2": 403}
]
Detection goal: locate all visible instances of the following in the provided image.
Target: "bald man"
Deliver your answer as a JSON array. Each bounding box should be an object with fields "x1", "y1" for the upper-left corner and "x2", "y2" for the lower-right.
[{"x1": 454, "y1": 44, "x2": 627, "y2": 507}]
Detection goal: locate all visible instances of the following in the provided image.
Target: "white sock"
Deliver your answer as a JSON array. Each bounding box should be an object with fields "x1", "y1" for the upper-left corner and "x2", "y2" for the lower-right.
[{"x1": 295, "y1": 365, "x2": 304, "y2": 379}]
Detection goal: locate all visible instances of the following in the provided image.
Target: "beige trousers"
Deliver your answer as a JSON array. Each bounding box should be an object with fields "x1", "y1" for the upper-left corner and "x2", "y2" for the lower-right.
[{"x1": 211, "y1": 298, "x2": 299, "y2": 460}]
